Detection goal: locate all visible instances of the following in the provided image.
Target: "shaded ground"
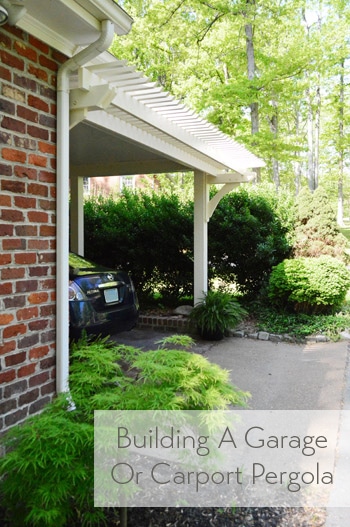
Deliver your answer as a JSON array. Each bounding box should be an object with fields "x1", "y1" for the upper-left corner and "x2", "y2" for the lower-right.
[
  {"x1": 113, "y1": 329, "x2": 349, "y2": 411},
  {"x1": 0, "y1": 505, "x2": 326, "y2": 527}
]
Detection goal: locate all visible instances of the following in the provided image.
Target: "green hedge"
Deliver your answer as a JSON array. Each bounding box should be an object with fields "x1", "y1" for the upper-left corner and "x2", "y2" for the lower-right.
[
  {"x1": 208, "y1": 188, "x2": 291, "y2": 296},
  {"x1": 268, "y1": 256, "x2": 350, "y2": 314},
  {"x1": 83, "y1": 188, "x2": 291, "y2": 303},
  {"x1": 84, "y1": 191, "x2": 194, "y2": 303}
]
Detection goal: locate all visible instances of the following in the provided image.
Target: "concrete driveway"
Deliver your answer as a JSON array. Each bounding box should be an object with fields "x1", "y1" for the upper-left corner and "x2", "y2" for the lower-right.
[
  {"x1": 113, "y1": 329, "x2": 348, "y2": 411},
  {"x1": 204, "y1": 337, "x2": 348, "y2": 411},
  {"x1": 112, "y1": 329, "x2": 350, "y2": 524}
]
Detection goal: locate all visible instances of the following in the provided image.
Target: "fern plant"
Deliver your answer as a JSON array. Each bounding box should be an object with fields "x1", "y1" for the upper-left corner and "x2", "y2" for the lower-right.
[
  {"x1": 0, "y1": 396, "x2": 103, "y2": 527},
  {"x1": 189, "y1": 290, "x2": 247, "y2": 340},
  {"x1": 0, "y1": 334, "x2": 249, "y2": 526}
]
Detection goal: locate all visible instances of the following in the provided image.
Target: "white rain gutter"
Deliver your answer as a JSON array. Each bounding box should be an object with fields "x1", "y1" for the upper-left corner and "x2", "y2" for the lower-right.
[{"x1": 56, "y1": 19, "x2": 115, "y2": 393}]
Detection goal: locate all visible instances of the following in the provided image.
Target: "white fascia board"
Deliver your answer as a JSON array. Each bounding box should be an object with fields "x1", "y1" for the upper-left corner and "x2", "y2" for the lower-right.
[
  {"x1": 18, "y1": 0, "x2": 100, "y2": 56},
  {"x1": 84, "y1": 111, "x2": 226, "y2": 176},
  {"x1": 18, "y1": 14, "x2": 81, "y2": 57},
  {"x1": 52, "y1": 0, "x2": 100, "y2": 27},
  {"x1": 207, "y1": 173, "x2": 255, "y2": 184}
]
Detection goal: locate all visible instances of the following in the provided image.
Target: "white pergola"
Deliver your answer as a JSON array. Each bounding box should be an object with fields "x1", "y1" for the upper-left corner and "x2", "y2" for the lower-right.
[
  {"x1": 68, "y1": 52, "x2": 264, "y2": 302},
  {"x1": 14, "y1": 0, "x2": 264, "y2": 395}
]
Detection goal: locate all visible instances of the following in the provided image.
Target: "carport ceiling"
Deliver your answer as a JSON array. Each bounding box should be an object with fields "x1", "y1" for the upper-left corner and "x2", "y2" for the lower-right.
[{"x1": 69, "y1": 120, "x2": 192, "y2": 176}]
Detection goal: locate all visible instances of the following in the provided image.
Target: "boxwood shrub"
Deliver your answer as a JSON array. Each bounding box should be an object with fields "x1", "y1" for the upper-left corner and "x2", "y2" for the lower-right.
[{"x1": 267, "y1": 256, "x2": 350, "y2": 314}]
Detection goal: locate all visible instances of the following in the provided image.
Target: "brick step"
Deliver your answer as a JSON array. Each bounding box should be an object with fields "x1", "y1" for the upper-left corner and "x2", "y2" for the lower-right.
[{"x1": 137, "y1": 314, "x2": 190, "y2": 332}]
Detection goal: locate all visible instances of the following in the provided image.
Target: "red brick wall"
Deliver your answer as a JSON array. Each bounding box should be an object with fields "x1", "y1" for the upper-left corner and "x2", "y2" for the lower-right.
[{"x1": 0, "y1": 25, "x2": 65, "y2": 432}]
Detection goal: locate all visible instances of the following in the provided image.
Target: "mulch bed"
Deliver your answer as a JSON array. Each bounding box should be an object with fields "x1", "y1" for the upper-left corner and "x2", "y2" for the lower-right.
[{"x1": 125, "y1": 506, "x2": 326, "y2": 526}]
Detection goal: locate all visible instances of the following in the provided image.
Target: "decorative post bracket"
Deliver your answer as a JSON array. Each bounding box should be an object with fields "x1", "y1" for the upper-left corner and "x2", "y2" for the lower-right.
[
  {"x1": 69, "y1": 67, "x2": 117, "y2": 129},
  {"x1": 206, "y1": 171, "x2": 255, "y2": 220}
]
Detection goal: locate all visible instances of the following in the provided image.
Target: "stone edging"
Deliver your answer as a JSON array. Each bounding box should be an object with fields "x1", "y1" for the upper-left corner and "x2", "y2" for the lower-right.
[
  {"x1": 228, "y1": 328, "x2": 330, "y2": 343},
  {"x1": 138, "y1": 314, "x2": 332, "y2": 343}
]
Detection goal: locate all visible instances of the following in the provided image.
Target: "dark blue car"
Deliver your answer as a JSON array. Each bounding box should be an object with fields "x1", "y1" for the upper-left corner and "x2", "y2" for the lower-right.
[{"x1": 69, "y1": 253, "x2": 139, "y2": 339}]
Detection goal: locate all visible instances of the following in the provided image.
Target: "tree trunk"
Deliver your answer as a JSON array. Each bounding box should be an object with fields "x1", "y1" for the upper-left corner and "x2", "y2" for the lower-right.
[
  {"x1": 244, "y1": 2, "x2": 260, "y2": 181},
  {"x1": 223, "y1": 62, "x2": 230, "y2": 82},
  {"x1": 314, "y1": 83, "x2": 321, "y2": 189},
  {"x1": 306, "y1": 84, "x2": 315, "y2": 191},
  {"x1": 337, "y1": 59, "x2": 345, "y2": 226},
  {"x1": 245, "y1": 22, "x2": 259, "y2": 136},
  {"x1": 294, "y1": 108, "x2": 302, "y2": 195},
  {"x1": 313, "y1": 13, "x2": 322, "y2": 189},
  {"x1": 269, "y1": 100, "x2": 279, "y2": 190},
  {"x1": 302, "y1": 9, "x2": 317, "y2": 192},
  {"x1": 294, "y1": 159, "x2": 302, "y2": 196}
]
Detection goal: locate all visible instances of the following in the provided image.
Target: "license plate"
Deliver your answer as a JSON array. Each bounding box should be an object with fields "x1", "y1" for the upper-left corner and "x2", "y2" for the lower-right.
[{"x1": 104, "y1": 288, "x2": 119, "y2": 304}]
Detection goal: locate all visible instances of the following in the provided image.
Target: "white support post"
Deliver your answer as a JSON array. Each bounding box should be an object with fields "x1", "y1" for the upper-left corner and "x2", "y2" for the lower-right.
[
  {"x1": 193, "y1": 171, "x2": 209, "y2": 304},
  {"x1": 70, "y1": 175, "x2": 85, "y2": 256}
]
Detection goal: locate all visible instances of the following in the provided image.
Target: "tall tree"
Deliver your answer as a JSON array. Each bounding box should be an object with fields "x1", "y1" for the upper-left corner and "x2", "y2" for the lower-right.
[
  {"x1": 337, "y1": 59, "x2": 345, "y2": 225},
  {"x1": 243, "y1": 0, "x2": 261, "y2": 181}
]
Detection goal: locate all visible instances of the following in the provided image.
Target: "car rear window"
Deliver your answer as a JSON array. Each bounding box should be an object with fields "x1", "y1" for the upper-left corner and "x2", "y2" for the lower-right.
[{"x1": 69, "y1": 253, "x2": 110, "y2": 275}]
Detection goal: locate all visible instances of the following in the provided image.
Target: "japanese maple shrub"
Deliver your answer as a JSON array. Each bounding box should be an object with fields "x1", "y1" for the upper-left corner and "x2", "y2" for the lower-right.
[{"x1": 0, "y1": 335, "x2": 249, "y2": 526}]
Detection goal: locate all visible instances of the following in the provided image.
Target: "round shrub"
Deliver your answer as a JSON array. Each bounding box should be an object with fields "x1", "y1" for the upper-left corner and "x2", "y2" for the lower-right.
[
  {"x1": 268, "y1": 256, "x2": 350, "y2": 314},
  {"x1": 208, "y1": 188, "x2": 291, "y2": 298}
]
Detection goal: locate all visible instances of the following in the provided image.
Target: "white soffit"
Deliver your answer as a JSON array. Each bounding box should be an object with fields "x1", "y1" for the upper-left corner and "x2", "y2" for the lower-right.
[
  {"x1": 70, "y1": 52, "x2": 264, "y2": 177},
  {"x1": 17, "y1": 0, "x2": 133, "y2": 56}
]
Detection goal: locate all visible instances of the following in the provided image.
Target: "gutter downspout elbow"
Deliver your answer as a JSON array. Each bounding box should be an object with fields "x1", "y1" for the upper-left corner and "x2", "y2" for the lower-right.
[{"x1": 56, "y1": 20, "x2": 115, "y2": 394}]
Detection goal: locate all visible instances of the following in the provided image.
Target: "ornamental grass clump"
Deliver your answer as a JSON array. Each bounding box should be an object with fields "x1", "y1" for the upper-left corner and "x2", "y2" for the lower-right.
[
  {"x1": 0, "y1": 335, "x2": 249, "y2": 526},
  {"x1": 189, "y1": 290, "x2": 247, "y2": 340},
  {"x1": 268, "y1": 255, "x2": 350, "y2": 314}
]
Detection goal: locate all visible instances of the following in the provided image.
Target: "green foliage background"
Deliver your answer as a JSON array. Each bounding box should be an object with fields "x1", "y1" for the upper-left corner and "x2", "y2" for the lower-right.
[
  {"x1": 293, "y1": 187, "x2": 349, "y2": 261},
  {"x1": 111, "y1": 0, "x2": 350, "y2": 202}
]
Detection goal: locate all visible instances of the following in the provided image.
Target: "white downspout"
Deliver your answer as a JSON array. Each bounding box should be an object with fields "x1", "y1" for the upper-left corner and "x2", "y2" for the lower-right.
[{"x1": 56, "y1": 20, "x2": 115, "y2": 393}]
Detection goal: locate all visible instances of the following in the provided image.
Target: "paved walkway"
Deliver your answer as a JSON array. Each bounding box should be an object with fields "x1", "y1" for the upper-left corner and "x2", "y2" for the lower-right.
[{"x1": 113, "y1": 329, "x2": 350, "y2": 524}]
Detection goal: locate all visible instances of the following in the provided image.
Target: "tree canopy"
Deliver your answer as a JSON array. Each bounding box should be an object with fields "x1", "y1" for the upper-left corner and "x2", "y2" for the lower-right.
[{"x1": 112, "y1": 0, "x2": 350, "y2": 219}]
